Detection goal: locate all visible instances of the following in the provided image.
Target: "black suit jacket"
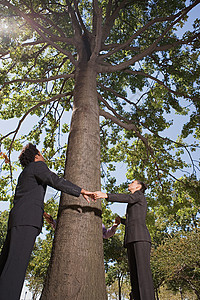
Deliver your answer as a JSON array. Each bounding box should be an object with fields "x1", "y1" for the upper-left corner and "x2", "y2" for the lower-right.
[
  {"x1": 8, "y1": 161, "x2": 81, "y2": 230},
  {"x1": 108, "y1": 191, "x2": 151, "y2": 246}
]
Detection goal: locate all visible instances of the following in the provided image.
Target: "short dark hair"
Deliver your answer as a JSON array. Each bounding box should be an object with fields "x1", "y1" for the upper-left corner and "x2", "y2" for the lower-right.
[
  {"x1": 19, "y1": 143, "x2": 39, "y2": 167},
  {"x1": 137, "y1": 180, "x2": 147, "y2": 194}
]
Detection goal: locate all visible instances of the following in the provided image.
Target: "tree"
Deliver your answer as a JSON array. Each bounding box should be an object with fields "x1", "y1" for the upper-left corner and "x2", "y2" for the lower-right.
[
  {"x1": 26, "y1": 234, "x2": 53, "y2": 299},
  {"x1": 0, "y1": 210, "x2": 9, "y2": 251},
  {"x1": 0, "y1": 0, "x2": 200, "y2": 299},
  {"x1": 102, "y1": 203, "x2": 129, "y2": 300},
  {"x1": 104, "y1": 234, "x2": 129, "y2": 300},
  {"x1": 25, "y1": 197, "x2": 59, "y2": 297},
  {"x1": 151, "y1": 228, "x2": 200, "y2": 299}
]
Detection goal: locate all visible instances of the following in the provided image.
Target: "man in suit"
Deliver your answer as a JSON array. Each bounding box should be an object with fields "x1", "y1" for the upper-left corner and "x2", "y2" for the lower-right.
[
  {"x1": 0, "y1": 143, "x2": 93, "y2": 300},
  {"x1": 94, "y1": 180, "x2": 155, "y2": 300}
]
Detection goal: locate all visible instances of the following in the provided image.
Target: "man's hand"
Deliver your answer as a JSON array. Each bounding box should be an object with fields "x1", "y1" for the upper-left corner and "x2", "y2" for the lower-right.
[
  {"x1": 43, "y1": 212, "x2": 55, "y2": 226},
  {"x1": 81, "y1": 189, "x2": 95, "y2": 203},
  {"x1": 94, "y1": 191, "x2": 108, "y2": 200},
  {"x1": 114, "y1": 215, "x2": 121, "y2": 226}
]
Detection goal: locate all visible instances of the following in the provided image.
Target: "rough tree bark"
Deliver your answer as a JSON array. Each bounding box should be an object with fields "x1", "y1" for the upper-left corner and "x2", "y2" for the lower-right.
[{"x1": 41, "y1": 62, "x2": 107, "y2": 299}]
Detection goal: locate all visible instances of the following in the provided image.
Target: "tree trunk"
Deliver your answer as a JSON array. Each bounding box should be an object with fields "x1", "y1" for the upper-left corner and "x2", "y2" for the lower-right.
[
  {"x1": 155, "y1": 288, "x2": 159, "y2": 300},
  {"x1": 195, "y1": 291, "x2": 200, "y2": 300},
  {"x1": 41, "y1": 63, "x2": 107, "y2": 299},
  {"x1": 118, "y1": 276, "x2": 121, "y2": 300},
  {"x1": 179, "y1": 287, "x2": 184, "y2": 300}
]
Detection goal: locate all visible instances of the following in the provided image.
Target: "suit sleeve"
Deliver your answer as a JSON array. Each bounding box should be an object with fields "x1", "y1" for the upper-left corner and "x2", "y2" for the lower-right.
[
  {"x1": 102, "y1": 224, "x2": 117, "y2": 239},
  {"x1": 120, "y1": 218, "x2": 126, "y2": 225},
  {"x1": 107, "y1": 191, "x2": 142, "y2": 204},
  {"x1": 33, "y1": 161, "x2": 82, "y2": 197}
]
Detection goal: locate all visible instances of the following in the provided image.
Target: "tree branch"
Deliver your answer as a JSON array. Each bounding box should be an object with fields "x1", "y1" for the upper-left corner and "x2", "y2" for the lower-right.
[
  {"x1": 28, "y1": 11, "x2": 66, "y2": 38},
  {"x1": 100, "y1": 13, "x2": 183, "y2": 60},
  {"x1": 2, "y1": 73, "x2": 74, "y2": 87},
  {"x1": 0, "y1": 0, "x2": 77, "y2": 66},
  {"x1": 0, "y1": 92, "x2": 73, "y2": 147},
  {"x1": 141, "y1": 122, "x2": 198, "y2": 176},
  {"x1": 98, "y1": 82, "x2": 137, "y2": 108},
  {"x1": 25, "y1": 10, "x2": 75, "y2": 46},
  {"x1": 154, "y1": 32, "x2": 200, "y2": 52},
  {"x1": 98, "y1": 96, "x2": 154, "y2": 156},
  {"x1": 0, "y1": 50, "x2": 9, "y2": 58},
  {"x1": 102, "y1": 0, "x2": 129, "y2": 43},
  {"x1": 74, "y1": 0, "x2": 91, "y2": 36},
  {"x1": 124, "y1": 69, "x2": 200, "y2": 102},
  {"x1": 22, "y1": 39, "x2": 47, "y2": 46},
  {"x1": 90, "y1": 0, "x2": 103, "y2": 62},
  {"x1": 101, "y1": 44, "x2": 140, "y2": 52},
  {"x1": 99, "y1": 81, "x2": 199, "y2": 176},
  {"x1": 65, "y1": 0, "x2": 82, "y2": 39},
  {"x1": 98, "y1": 0, "x2": 200, "y2": 72},
  {"x1": 99, "y1": 108, "x2": 189, "y2": 184}
]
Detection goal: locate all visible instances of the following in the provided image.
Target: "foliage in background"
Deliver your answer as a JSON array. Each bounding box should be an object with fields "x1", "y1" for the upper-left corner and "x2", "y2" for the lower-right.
[
  {"x1": 0, "y1": 210, "x2": 9, "y2": 251},
  {"x1": 151, "y1": 227, "x2": 200, "y2": 299}
]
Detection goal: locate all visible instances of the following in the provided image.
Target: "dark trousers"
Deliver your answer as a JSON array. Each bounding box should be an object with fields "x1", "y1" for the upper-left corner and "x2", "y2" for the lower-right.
[
  {"x1": 0, "y1": 225, "x2": 39, "y2": 300},
  {"x1": 127, "y1": 241, "x2": 155, "y2": 300}
]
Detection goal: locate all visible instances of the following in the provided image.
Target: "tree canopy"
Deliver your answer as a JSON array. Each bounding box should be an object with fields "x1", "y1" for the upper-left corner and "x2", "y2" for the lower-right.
[{"x1": 0, "y1": 0, "x2": 199, "y2": 203}]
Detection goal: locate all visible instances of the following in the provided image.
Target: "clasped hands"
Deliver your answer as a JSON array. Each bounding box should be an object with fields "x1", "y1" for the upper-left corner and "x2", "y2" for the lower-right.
[{"x1": 81, "y1": 189, "x2": 107, "y2": 203}]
